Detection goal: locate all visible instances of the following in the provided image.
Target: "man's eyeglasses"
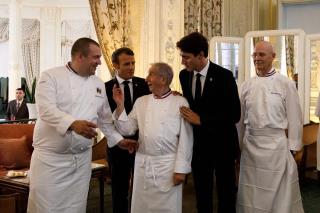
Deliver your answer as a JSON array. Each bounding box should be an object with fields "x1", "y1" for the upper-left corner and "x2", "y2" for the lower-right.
[{"x1": 251, "y1": 52, "x2": 267, "y2": 58}]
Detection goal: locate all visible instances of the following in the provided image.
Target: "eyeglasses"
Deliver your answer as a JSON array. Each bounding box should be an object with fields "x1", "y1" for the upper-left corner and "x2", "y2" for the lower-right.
[{"x1": 251, "y1": 52, "x2": 267, "y2": 58}]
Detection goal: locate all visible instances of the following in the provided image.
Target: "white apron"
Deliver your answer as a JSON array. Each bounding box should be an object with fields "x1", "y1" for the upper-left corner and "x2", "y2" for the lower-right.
[
  {"x1": 237, "y1": 128, "x2": 304, "y2": 213},
  {"x1": 131, "y1": 153, "x2": 182, "y2": 213},
  {"x1": 27, "y1": 149, "x2": 92, "y2": 213}
]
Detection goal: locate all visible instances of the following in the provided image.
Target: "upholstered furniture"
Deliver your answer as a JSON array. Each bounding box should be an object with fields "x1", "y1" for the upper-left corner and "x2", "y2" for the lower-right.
[{"x1": 0, "y1": 124, "x2": 108, "y2": 213}]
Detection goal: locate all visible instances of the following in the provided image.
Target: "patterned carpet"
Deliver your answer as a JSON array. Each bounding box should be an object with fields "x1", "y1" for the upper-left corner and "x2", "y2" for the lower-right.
[{"x1": 87, "y1": 173, "x2": 320, "y2": 213}]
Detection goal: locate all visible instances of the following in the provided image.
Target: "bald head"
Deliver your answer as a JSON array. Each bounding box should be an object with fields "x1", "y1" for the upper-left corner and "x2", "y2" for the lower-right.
[{"x1": 252, "y1": 41, "x2": 276, "y2": 76}]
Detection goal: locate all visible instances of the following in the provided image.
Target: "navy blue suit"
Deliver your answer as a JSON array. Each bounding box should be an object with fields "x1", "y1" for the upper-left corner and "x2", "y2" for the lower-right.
[
  {"x1": 6, "y1": 99, "x2": 29, "y2": 121},
  {"x1": 179, "y1": 62, "x2": 241, "y2": 213}
]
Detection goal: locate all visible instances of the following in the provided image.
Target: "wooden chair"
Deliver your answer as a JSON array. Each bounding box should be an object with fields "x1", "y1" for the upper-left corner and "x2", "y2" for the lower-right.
[
  {"x1": 295, "y1": 123, "x2": 319, "y2": 182},
  {"x1": 0, "y1": 192, "x2": 21, "y2": 213},
  {"x1": 92, "y1": 137, "x2": 110, "y2": 181}
]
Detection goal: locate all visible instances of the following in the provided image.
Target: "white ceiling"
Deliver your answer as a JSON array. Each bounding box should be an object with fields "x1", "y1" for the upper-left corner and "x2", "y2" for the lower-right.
[{"x1": 0, "y1": 0, "x2": 89, "y2": 7}]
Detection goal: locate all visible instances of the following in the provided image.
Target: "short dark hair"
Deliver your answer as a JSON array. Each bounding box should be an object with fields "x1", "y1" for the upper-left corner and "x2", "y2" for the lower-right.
[
  {"x1": 112, "y1": 47, "x2": 134, "y2": 64},
  {"x1": 71, "y1": 37, "x2": 100, "y2": 58},
  {"x1": 16, "y1": 88, "x2": 24, "y2": 93},
  {"x1": 176, "y1": 32, "x2": 209, "y2": 57}
]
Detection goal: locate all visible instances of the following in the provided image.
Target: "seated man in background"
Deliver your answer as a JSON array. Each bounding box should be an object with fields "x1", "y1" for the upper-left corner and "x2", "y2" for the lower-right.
[
  {"x1": 6, "y1": 88, "x2": 29, "y2": 121},
  {"x1": 113, "y1": 62, "x2": 193, "y2": 213}
]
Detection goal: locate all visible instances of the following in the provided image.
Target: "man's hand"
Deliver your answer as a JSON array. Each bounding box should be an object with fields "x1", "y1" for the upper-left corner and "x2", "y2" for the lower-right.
[
  {"x1": 118, "y1": 139, "x2": 139, "y2": 153},
  {"x1": 171, "y1": 90, "x2": 182, "y2": 96},
  {"x1": 173, "y1": 173, "x2": 186, "y2": 186},
  {"x1": 112, "y1": 84, "x2": 125, "y2": 117},
  {"x1": 180, "y1": 106, "x2": 201, "y2": 125},
  {"x1": 69, "y1": 120, "x2": 97, "y2": 139}
]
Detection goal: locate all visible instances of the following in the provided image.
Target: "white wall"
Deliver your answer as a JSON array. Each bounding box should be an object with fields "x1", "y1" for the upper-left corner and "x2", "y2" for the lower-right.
[{"x1": 279, "y1": 0, "x2": 320, "y2": 34}]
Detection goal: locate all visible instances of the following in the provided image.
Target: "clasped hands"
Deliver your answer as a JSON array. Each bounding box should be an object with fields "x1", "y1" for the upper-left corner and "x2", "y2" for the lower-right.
[{"x1": 69, "y1": 120, "x2": 138, "y2": 153}]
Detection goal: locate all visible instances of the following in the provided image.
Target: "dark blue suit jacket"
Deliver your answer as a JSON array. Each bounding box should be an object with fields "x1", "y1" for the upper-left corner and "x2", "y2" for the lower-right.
[{"x1": 179, "y1": 61, "x2": 241, "y2": 161}]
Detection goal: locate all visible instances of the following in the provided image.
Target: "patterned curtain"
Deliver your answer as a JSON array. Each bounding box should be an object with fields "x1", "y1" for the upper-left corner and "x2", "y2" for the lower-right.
[
  {"x1": 61, "y1": 20, "x2": 93, "y2": 64},
  {"x1": 89, "y1": 0, "x2": 132, "y2": 76},
  {"x1": 184, "y1": 0, "x2": 222, "y2": 38},
  {"x1": 0, "y1": 18, "x2": 9, "y2": 42},
  {"x1": 285, "y1": 35, "x2": 295, "y2": 80},
  {"x1": 21, "y1": 19, "x2": 40, "y2": 93}
]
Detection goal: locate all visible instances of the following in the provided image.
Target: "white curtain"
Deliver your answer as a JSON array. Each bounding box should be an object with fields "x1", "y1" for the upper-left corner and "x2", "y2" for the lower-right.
[
  {"x1": 21, "y1": 19, "x2": 40, "y2": 92},
  {"x1": 0, "y1": 18, "x2": 9, "y2": 78},
  {"x1": 61, "y1": 20, "x2": 93, "y2": 64},
  {"x1": 0, "y1": 18, "x2": 9, "y2": 42}
]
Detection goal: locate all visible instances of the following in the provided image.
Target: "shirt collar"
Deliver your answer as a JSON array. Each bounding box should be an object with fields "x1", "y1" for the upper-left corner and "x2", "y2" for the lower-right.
[
  {"x1": 193, "y1": 59, "x2": 209, "y2": 77},
  {"x1": 154, "y1": 89, "x2": 172, "y2": 99},
  {"x1": 66, "y1": 62, "x2": 79, "y2": 75},
  {"x1": 256, "y1": 67, "x2": 276, "y2": 77},
  {"x1": 116, "y1": 75, "x2": 132, "y2": 84}
]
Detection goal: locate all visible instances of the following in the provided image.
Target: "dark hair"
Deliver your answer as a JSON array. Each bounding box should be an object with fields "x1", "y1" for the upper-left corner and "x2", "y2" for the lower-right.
[
  {"x1": 111, "y1": 47, "x2": 134, "y2": 64},
  {"x1": 176, "y1": 32, "x2": 208, "y2": 57},
  {"x1": 71, "y1": 37, "x2": 100, "y2": 58},
  {"x1": 16, "y1": 88, "x2": 24, "y2": 92}
]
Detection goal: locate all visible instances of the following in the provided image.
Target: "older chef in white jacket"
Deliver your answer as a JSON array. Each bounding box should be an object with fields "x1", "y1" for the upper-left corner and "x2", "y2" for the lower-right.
[
  {"x1": 113, "y1": 62, "x2": 193, "y2": 213},
  {"x1": 27, "y1": 38, "x2": 136, "y2": 213},
  {"x1": 237, "y1": 41, "x2": 304, "y2": 213}
]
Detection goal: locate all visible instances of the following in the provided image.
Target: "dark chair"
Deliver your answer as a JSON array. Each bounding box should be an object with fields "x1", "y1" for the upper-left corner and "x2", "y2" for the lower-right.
[
  {"x1": 0, "y1": 192, "x2": 21, "y2": 213},
  {"x1": 295, "y1": 123, "x2": 319, "y2": 182}
]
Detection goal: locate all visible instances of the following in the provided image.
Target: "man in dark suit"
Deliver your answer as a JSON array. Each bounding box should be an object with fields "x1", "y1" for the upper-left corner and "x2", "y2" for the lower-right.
[
  {"x1": 176, "y1": 32, "x2": 241, "y2": 213},
  {"x1": 6, "y1": 88, "x2": 29, "y2": 121},
  {"x1": 105, "y1": 47, "x2": 150, "y2": 213}
]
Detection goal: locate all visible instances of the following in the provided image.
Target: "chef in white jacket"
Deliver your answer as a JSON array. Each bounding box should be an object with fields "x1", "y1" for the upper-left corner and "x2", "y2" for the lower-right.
[
  {"x1": 236, "y1": 41, "x2": 304, "y2": 213},
  {"x1": 27, "y1": 38, "x2": 137, "y2": 213},
  {"x1": 113, "y1": 62, "x2": 193, "y2": 213}
]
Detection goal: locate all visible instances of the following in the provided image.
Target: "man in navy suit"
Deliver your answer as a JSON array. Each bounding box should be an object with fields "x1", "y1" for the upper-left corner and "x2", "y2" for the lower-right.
[
  {"x1": 6, "y1": 88, "x2": 29, "y2": 121},
  {"x1": 105, "y1": 47, "x2": 150, "y2": 213},
  {"x1": 177, "y1": 32, "x2": 241, "y2": 213}
]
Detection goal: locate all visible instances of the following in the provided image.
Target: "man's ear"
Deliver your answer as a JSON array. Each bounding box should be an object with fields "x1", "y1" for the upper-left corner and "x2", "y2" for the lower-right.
[
  {"x1": 198, "y1": 51, "x2": 205, "y2": 59},
  {"x1": 113, "y1": 63, "x2": 120, "y2": 70}
]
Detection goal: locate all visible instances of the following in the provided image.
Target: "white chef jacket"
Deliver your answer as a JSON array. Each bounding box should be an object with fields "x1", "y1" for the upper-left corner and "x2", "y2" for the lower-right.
[
  {"x1": 237, "y1": 71, "x2": 304, "y2": 213},
  {"x1": 28, "y1": 65, "x2": 123, "y2": 213},
  {"x1": 114, "y1": 93, "x2": 193, "y2": 213}
]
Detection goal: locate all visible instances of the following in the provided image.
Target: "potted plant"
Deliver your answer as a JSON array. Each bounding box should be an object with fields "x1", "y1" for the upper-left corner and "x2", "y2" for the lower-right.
[{"x1": 25, "y1": 78, "x2": 37, "y2": 119}]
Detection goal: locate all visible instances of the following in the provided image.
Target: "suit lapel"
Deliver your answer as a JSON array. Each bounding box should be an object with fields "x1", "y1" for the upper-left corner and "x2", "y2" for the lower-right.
[
  {"x1": 186, "y1": 71, "x2": 194, "y2": 102},
  {"x1": 132, "y1": 77, "x2": 139, "y2": 103},
  {"x1": 202, "y1": 63, "x2": 215, "y2": 98}
]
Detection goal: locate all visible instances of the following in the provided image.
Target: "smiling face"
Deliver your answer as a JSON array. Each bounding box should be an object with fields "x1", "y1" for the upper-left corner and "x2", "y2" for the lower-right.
[
  {"x1": 113, "y1": 53, "x2": 135, "y2": 80},
  {"x1": 252, "y1": 41, "x2": 275, "y2": 75},
  {"x1": 80, "y1": 44, "x2": 102, "y2": 76},
  {"x1": 145, "y1": 66, "x2": 165, "y2": 95}
]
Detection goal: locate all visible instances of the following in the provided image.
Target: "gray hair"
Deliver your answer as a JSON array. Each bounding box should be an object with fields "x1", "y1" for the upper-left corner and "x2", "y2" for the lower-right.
[{"x1": 150, "y1": 62, "x2": 174, "y2": 86}]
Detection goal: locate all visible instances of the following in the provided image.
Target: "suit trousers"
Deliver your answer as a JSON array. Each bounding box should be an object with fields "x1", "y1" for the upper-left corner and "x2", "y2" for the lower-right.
[
  {"x1": 108, "y1": 146, "x2": 135, "y2": 213},
  {"x1": 192, "y1": 152, "x2": 237, "y2": 213}
]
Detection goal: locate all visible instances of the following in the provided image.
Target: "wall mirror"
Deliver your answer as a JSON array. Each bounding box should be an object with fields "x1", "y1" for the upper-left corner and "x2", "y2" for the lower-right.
[
  {"x1": 209, "y1": 37, "x2": 244, "y2": 86},
  {"x1": 244, "y1": 29, "x2": 307, "y2": 123},
  {"x1": 305, "y1": 34, "x2": 320, "y2": 123}
]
